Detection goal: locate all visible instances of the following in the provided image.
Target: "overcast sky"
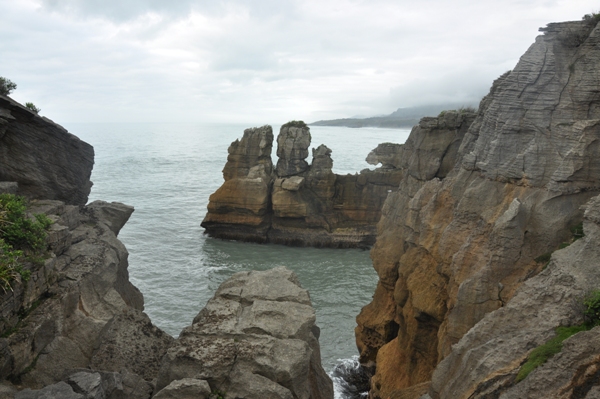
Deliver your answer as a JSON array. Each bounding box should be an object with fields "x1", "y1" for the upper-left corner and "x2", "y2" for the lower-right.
[{"x1": 1, "y1": 0, "x2": 597, "y2": 124}]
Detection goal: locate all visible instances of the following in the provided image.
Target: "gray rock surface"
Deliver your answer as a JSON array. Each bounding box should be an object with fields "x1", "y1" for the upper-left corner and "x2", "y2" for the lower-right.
[
  {"x1": 156, "y1": 266, "x2": 333, "y2": 399},
  {"x1": 86, "y1": 201, "x2": 135, "y2": 237},
  {"x1": 0, "y1": 200, "x2": 163, "y2": 395},
  {"x1": 15, "y1": 382, "x2": 84, "y2": 399},
  {"x1": 0, "y1": 182, "x2": 18, "y2": 195},
  {"x1": 429, "y1": 193, "x2": 600, "y2": 399},
  {"x1": 0, "y1": 96, "x2": 94, "y2": 205},
  {"x1": 276, "y1": 124, "x2": 311, "y2": 177},
  {"x1": 222, "y1": 126, "x2": 274, "y2": 181},
  {"x1": 356, "y1": 18, "x2": 600, "y2": 398},
  {"x1": 152, "y1": 378, "x2": 211, "y2": 399}
]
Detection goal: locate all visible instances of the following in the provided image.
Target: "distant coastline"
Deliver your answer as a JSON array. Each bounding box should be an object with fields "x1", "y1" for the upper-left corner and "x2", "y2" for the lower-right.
[{"x1": 309, "y1": 103, "x2": 477, "y2": 129}]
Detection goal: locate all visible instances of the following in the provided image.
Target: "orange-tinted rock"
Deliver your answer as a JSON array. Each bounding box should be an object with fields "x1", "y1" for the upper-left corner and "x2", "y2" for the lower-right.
[{"x1": 356, "y1": 19, "x2": 600, "y2": 398}]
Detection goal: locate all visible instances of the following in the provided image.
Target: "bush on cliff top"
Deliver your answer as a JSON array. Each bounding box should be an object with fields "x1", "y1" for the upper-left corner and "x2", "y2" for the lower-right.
[
  {"x1": 0, "y1": 194, "x2": 52, "y2": 291},
  {"x1": 0, "y1": 77, "x2": 17, "y2": 96},
  {"x1": 25, "y1": 102, "x2": 40, "y2": 114},
  {"x1": 283, "y1": 120, "x2": 307, "y2": 128}
]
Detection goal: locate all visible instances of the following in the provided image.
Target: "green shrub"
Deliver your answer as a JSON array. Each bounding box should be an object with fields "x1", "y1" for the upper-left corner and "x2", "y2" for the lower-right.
[
  {"x1": 25, "y1": 102, "x2": 40, "y2": 114},
  {"x1": 0, "y1": 194, "x2": 52, "y2": 291},
  {"x1": 583, "y1": 290, "x2": 600, "y2": 326},
  {"x1": 283, "y1": 120, "x2": 307, "y2": 128},
  {"x1": 0, "y1": 77, "x2": 16, "y2": 96},
  {"x1": 209, "y1": 389, "x2": 226, "y2": 399}
]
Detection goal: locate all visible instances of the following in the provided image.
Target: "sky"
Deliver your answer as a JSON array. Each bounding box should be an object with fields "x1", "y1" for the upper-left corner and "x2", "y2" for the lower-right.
[{"x1": 1, "y1": 0, "x2": 597, "y2": 124}]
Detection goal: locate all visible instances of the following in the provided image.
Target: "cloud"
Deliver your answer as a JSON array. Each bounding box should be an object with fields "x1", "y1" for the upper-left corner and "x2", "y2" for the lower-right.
[{"x1": 0, "y1": 0, "x2": 598, "y2": 123}]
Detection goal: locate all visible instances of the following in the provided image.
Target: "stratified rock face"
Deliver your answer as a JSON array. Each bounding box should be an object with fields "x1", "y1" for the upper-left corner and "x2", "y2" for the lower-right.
[
  {"x1": 202, "y1": 119, "x2": 465, "y2": 247},
  {"x1": 356, "y1": 19, "x2": 600, "y2": 398},
  {"x1": 155, "y1": 266, "x2": 334, "y2": 399},
  {"x1": 0, "y1": 96, "x2": 94, "y2": 205},
  {"x1": 201, "y1": 126, "x2": 274, "y2": 242},
  {"x1": 276, "y1": 124, "x2": 311, "y2": 177},
  {"x1": 0, "y1": 200, "x2": 172, "y2": 392},
  {"x1": 428, "y1": 194, "x2": 600, "y2": 399}
]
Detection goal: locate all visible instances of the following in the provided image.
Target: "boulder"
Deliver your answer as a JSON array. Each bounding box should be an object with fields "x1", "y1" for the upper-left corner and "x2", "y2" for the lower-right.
[
  {"x1": 156, "y1": 267, "x2": 333, "y2": 399},
  {"x1": 0, "y1": 96, "x2": 93, "y2": 205}
]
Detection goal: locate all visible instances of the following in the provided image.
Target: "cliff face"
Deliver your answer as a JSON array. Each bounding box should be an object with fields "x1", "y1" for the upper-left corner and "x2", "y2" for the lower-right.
[
  {"x1": 0, "y1": 96, "x2": 94, "y2": 205},
  {"x1": 356, "y1": 19, "x2": 600, "y2": 398},
  {"x1": 202, "y1": 120, "x2": 472, "y2": 248}
]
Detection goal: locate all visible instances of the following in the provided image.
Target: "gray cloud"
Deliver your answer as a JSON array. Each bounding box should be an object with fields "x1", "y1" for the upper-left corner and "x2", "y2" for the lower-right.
[{"x1": 1, "y1": 0, "x2": 597, "y2": 124}]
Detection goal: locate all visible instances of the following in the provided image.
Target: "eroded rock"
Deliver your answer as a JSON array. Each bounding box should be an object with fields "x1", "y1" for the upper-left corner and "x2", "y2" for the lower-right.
[
  {"x1": 0, "y1": 96, "x2": 93, "y2": 205},
  {"x1": 156, "y1": 266, "x2": 333, "y2": 399}
]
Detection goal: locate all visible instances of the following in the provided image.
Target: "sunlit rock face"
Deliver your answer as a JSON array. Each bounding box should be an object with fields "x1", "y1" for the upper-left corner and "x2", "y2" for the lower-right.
[
  {"x1": 356, "y1": 18, "x2": 600, "y2": 399},
  {"x1": 0, "y1": 96, "x2": 94, "y2": 205}
]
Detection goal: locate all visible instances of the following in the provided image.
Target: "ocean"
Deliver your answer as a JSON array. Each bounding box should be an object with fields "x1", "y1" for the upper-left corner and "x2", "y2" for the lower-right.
[{"x1": 67, "y1": 122, "x2": 411, "y2": 398}]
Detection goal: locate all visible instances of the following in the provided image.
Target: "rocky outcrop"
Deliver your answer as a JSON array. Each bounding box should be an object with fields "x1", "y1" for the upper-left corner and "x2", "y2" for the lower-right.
[
  {"x1": 0, "y1": 96, "x2": 94, "y2": 205},
  {"x1": 201, "y1": 126, "x2": 274, "y2": 242},
  {"x1": 202, "y1": 118, "x2": 476, "y2": 248},
  {"x1": 0, "y1": 200, "x2": 172, "y2": 393},
  {"x1": 355, "y1": 18, "x2": 600, "y2": 398},
  {"x1": 155, "y1": 266, "x2": 333, "y2": 399},
  {"x1": 423, "y1": 194, "x2": 600, "y2": 398}
]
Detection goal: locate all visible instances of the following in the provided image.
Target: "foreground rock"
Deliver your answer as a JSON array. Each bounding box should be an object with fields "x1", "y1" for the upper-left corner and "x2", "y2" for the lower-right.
[
  {"x1": 0, "y1": 95, "x2": 94, "y2": 205},
  {"x1": 0, "y1": 200, "x2": 172, "y2": 396},
  {"x1": 355, "y1": 18, "x2": 600, "y2": 398},
  {"x1": 155, "y1": 266, "x2": 333, "y2": 399},
  {"x1": 202, "y1": 118, "x2": 474, "y2": 248}
]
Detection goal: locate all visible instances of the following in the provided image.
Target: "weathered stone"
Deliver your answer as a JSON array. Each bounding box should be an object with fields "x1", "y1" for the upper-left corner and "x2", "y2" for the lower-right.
[
  {"x1": 65, "y1": 372, "x2": 104, "y2": 399},
  {"x1": 0, "y1": 182, "x2": 18, "y2": 194},
  {"x1": 0, "y1": 96, "x2": 93, "y2": 205},
  {"x1": 366, "y1": 143, "x2": 403, "y2": 169},
  {"x1": 90, "y1": 309, "x2": 174, "y2": 381},
  {"x1": 428, "y1": 193, "x2": 600, "y2": 399},
  {"x1": 222, "y1": 126, "x2": 273, "y2": 181},
  {"x1": 1, "y1": 202, "x2": 149, "y2": 389},
  {"x1": 15, "y1": 382, "x2": 84, "y2": 399},
  {"x1": 153, "y1": 378, "x2": 211, "y2": 399},
  {"x1": 156, "y1": 267, "x2": 333, "y2": 399},
  {"x1": 276, "y1": 124, "x2": 311, "y2": 177},
  {"x1": 203, "y1": 125, "x2": 410, "y2": 248},
  {"x1": 86, "y1": 201, "x2": 134, "y2": 237},
  {"x1": 356, "y1": 18, "x2": 600, "y2": 398}
]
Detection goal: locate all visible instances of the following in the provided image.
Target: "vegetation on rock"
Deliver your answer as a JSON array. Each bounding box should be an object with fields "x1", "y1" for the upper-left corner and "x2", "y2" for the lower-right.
[
  {"x1": 516, "y1": 289, "x2": 600, "y2": 383},
  {"x1": 25, "y1": 102, "x2": 40, "y2": 114},
  {"x1": 0, "y1": 194, "x2": 52, "y2": 291},
  {"x1": 283, "y1": 120, "x2": 307, "y2": 128},
  {"x1": 0, "y1": 77, "x2": 16, "y2": 96}
]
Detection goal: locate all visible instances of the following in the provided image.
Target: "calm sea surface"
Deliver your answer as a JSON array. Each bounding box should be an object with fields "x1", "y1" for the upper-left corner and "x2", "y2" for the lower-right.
[{"x1": 67, "y1": 122, "x2": 411, "y2": 397}]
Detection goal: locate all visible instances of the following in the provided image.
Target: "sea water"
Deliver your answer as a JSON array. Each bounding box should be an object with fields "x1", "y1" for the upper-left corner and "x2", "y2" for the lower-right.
[{"x1": 67, "y1": 122, "x2": 411, "y2": 398}]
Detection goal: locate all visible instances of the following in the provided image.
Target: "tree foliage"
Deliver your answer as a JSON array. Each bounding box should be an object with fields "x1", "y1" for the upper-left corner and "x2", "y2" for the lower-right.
[{"x1": 0, "y1": 77, "x2": 17, "y2": 96}]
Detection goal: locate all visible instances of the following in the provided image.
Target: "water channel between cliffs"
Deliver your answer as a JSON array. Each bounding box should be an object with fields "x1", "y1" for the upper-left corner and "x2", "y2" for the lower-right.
[{"x1": 69, "y1": 122, "x2": 411, "y2": 397}]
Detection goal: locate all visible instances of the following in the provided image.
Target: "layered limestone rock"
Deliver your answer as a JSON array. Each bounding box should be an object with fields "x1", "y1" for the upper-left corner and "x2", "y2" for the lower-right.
[
  {"x1": 0, "y1": 200, "x2": 172, "y2": 394},
  {"x1": 0, "y1": 96, "x2": 94, "y2": 205},
  {"x1": 423, "y1": 194, "x2": 600, "y2": 398},
  {"x1": 155, "y1": 266, "x2": 333, "y2": 399},
  {"x1": 203, "y1": 121, "x2": 439, "y2": 247},
  {"x1": 201, "y1": 125, "x2": 274, "y2": 242},
  {"x1": 356, "y1": 18, "x2": 600, "y2": 398}
]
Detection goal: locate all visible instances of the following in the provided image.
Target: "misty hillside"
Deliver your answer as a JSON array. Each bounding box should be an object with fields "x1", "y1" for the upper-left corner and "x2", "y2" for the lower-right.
[{"x1": 310, "y1": 103, "x2": 477, "y2": 128}]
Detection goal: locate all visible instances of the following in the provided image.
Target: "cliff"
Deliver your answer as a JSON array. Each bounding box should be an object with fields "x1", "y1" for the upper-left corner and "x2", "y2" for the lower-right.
[
  {"x1": 0, "y1": 95, "x2": 94, "y2": 205},
  {"x1": 202, "y1": 118, "x2": 474, "y2": 248},
  {"x1": 355, "y1": 18, "x2": 600, "y2": 398}
]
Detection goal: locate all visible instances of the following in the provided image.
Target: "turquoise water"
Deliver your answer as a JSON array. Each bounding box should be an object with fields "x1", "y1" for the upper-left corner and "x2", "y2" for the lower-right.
[{"x1": 67, "y1": 122, "x2": 410, "y2": 396}]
